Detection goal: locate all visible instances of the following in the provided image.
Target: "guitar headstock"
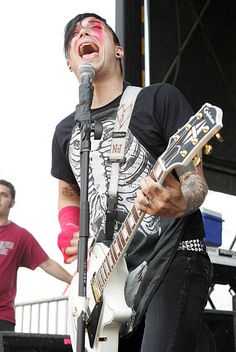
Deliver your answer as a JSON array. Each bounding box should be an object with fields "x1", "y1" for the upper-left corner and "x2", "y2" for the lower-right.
[{"x1": 159, "y1": 103, "x2": 223, "y2": 171}]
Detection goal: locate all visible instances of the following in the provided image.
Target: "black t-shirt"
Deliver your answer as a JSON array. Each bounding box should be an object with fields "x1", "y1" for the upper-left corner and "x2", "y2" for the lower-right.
[{"x1": 51, "y1": 82, "x2": 205, "y2": 270}]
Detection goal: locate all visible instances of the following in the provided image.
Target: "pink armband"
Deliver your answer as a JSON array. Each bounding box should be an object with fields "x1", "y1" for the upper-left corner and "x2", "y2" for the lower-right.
[
  {"x1": 58, "y1": 205, "x2": 80, "y2": 231},
  {"x1": 57, "y1": 206, "x2": 80, "y2": 262}
]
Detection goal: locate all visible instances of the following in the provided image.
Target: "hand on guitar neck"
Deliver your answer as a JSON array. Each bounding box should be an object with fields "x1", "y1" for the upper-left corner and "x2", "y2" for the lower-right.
[{"x1": 135, "y1": 173, "x2": 188, "y2": 218}]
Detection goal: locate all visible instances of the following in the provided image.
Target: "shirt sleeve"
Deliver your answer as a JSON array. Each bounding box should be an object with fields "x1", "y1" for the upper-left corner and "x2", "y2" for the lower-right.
[
  {"x1": 130, "y1": 83, "x2": 194, "y2": 161},
  {"x1": 20, "y1": 230, "x2": 49, "y2": 270},
  {"x1": 154, "y1": 83, "x2": 194, "y2": 145},
  {"x1": 51, "y1": 113, "x2": 78, "y2": 185}
]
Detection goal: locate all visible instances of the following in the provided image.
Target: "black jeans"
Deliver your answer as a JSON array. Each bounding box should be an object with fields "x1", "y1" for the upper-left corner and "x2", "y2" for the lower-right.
[
  {"x1": 0, "y1": 320, "x2": 15, "y2": 331},
  {"x1": 119, "y1": 251, "x2": 212, "y2": 352}
]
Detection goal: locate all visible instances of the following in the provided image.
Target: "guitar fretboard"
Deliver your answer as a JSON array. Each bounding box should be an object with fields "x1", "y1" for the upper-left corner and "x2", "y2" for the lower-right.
[{"x1": 91, "y1": 164, "x2": 165, "y2": 300}]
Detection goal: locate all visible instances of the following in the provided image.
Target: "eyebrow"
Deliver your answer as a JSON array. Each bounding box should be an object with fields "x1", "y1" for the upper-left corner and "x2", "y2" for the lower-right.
[
  {"x1": 88, "y1": 19, "x2": 104, "y2": 25},
  {"x1": 84, "y1": 19, "x2": 104, "y2": 26},
  {"x1": 0, "y1": 192, "x2": 10, "y2": 196},
  {"x1": 74, "y1": 19, "x2": 105, "y2": 32}
]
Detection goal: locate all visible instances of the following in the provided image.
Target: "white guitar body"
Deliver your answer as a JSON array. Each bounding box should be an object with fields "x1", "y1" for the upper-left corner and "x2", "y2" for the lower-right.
[{"x1": 68, "y1": 242, "x2": 132, "y2": 352}]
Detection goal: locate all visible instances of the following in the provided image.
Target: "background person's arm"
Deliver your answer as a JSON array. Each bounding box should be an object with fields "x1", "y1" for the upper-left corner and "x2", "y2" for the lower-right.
[{"x1": 39, "y1": 258, "x2": 72, "y2": 284}]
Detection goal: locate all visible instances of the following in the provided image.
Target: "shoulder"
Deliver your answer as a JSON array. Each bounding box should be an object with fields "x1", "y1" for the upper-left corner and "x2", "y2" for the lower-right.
[
  {"x1": 10, "y1": 222, "x2": 33, "y2": 238},
  {"x1": 7, "y1": 222, "x2": 35, "y2": 247},
  {"x1": 8, "y1": 221, "x2": 26, "y2": 233},
  {"x1": 136, "y1": 83, "x2": 193, "y2": 119},
  {"x1": 130, "y1": 83, "x2": 193, "y2": 150},
  {"x1": 138, "y1": 83, "x2": 187, "y2": 100},
  {"x1": 133, "y1": 82, "x2": 192, "y2": 117},
  {"x1": 54, "y1": 112, "x2": 75, "y2": 136},
  {"x1": 52, "y1": 111, "x2": 75, "y2": 153}
]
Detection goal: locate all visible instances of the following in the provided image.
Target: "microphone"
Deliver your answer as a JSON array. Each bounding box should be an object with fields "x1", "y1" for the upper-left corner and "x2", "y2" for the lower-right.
[
  {"x1": 75, "y1": 62, "x2": 95, "y2": 123},
  {"x1": 78, "y1": 62, "x2": 95, "y2": 84}
]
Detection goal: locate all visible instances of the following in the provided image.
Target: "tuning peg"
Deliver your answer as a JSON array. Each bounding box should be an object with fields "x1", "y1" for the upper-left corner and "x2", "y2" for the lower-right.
[
  {"x1": 192, "y1": 155, "x2": 202, "y2": 167},
  {"x1": 215, "y1": 133, "x2": 224, "y2": 143},
  {"x1": 196, "y1": 112, "x2": 203, "y2": 119},
  {"x1": 203, "y1": 144, "x2": 213, "y2": 155}
]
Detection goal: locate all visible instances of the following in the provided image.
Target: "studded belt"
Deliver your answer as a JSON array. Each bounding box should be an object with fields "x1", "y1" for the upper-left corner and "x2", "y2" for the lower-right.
[{"x1": 177, "y1": 239, "x2": 206, "y2": 253}]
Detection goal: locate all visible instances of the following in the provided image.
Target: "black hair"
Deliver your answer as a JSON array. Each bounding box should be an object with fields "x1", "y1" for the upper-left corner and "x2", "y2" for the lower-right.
[
  {"x1": 64, "y1": 12, "x2": 120, "y2": 57},
  {"x1": 0, "y1": 179, "x2": 16, "y2": 199}
]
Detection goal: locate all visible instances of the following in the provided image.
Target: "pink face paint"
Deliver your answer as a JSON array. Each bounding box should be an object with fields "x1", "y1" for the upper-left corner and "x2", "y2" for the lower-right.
[{"x1": 73, "y1": 19, "x2": 106, "y2": 42}]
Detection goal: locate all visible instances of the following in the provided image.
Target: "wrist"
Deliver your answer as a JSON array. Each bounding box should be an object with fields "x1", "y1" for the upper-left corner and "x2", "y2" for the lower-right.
[
  {"x1": 59, "y1": 205, "x2": 80, "y2": 230},
  {"x1": 58, "y1": 206, "x2": 80, "y2": 262}
]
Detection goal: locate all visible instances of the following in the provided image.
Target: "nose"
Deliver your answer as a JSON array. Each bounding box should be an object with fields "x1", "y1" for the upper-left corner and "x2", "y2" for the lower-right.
[{"x1": 78, "y1": 26, "x2": 90, "y2": 38}]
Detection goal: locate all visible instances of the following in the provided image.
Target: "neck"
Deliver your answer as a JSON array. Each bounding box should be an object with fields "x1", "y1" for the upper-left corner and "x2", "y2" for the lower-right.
[
  {"x1": 0, "y1": 218, "x2": 10, "y2": 226},
  {"x1": 91, "y1": 75, "x2": 123, "y2": 109}
]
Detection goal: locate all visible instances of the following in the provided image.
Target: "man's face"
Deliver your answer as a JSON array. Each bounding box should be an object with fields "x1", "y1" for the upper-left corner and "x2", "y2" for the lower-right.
[
  {"x1": 0, "y1": 185, "x2": 14, "y2": 216},
  {"x1": 67, "y1": 17, "x2": 123, "y2": 78}
]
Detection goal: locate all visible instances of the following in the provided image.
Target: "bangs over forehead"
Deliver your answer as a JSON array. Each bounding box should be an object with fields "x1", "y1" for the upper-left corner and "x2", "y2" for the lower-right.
[{"x1": 64, "y1": 12, "x2": 120, "y2": 57}]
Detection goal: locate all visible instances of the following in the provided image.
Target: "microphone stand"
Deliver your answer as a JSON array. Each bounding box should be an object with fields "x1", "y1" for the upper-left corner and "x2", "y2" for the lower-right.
[{"x1": 74, "y1": 68, "x2": 102, "y2": 352}]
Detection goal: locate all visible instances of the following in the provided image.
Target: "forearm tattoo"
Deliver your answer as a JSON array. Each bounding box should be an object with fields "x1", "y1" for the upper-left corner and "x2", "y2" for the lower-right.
[
  {"x1": 61, "y1": 183, "x2": 80, "y2": 197},
  {"x1": 181, "y1": 172, "x2": 208, "y2": 214}
]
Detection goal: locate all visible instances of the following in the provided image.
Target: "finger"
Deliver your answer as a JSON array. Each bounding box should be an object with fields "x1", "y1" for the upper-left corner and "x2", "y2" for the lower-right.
[
  {"x1": 164, "y1": 174, "x2": 180, "y2": 189},
  {"x1": 135, "y1": 190, "x2": 150, "y2": 211},
  {"x1": 144, "y1": 177, "x2": 164, "y2": 197},
  {"x1": 153, "y1": 182, "x2": 164, "y2": 195},
  {"x1": 136, "y1": 189, "x2": 149, "y2": 204},
  {"x1": 140, "y1": 177, "x2": 157, "y2": 199},
  {"x1": 139, "y1": 178, "x2": 149, "y2": 195},
  {"x1": 143, "y1": 198, "x2": 150, "y2": 208},
  {"x1": 65, "y1": 242, "x2": 78, "y2": 255},
  {"x1": 72, "y1": 231, "x2": 80, "y2": 239},
  {"x1": 65, "y1": 255, "x2": 78, "y2": 264}
]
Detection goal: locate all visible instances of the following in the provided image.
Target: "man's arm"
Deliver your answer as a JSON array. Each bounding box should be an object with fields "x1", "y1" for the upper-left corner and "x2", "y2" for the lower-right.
[
  {"x1": 39, "y1": 258, "x2": 72, "y2": 284},
  {"x1": 57, "y1": 180, "x2": 80, "y2": 263},
  {"x1": 58, "y1": 179, "x2": 80, "y2": 210},
  {"x1": 178, "y1": 159, "x2": 208, "y2": 215}
]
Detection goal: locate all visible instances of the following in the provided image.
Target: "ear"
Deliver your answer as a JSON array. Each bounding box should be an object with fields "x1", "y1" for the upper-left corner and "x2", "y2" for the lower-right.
[
  {"x1": 67, "y1": 60, "x2": 73, "y2": 72},
  {"x1": 9, "y1": 199, "x2": 15, "y2": 208},
  {"x1": 115, "y1": 46, "x2": 124, "y2": 59}
]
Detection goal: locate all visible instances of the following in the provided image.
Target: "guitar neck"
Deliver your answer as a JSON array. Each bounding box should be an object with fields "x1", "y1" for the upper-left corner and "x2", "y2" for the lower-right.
[{"x1": 91, "y1": 159, "x2": 168, "y2": 302}]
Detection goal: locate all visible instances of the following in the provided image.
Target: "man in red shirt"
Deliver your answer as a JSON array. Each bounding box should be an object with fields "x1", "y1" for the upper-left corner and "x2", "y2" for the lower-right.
[{"x1": 0, "y1": 179, "x2": 72, "y2": 331}]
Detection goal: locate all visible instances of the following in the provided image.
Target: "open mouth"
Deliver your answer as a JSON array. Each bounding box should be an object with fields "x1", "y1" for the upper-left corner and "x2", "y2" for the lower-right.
[{"x1": 79, "y1": 43, "x2": 99, "y2": 58}]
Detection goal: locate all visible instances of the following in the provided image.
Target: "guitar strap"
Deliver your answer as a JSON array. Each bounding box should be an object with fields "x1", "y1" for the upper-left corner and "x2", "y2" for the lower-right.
[{"x1": 104, "y1": 86, "x2": 142, "y2": 244}]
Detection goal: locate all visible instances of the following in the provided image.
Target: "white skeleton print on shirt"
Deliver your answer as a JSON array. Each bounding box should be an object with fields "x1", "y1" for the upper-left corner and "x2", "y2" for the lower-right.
[{"x1": 69, "y1": 108, "x2": 162, "y2": 269}]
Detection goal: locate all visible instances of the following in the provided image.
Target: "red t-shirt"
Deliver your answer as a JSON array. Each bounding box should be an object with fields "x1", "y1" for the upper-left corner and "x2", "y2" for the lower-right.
[{"x1": 0, "y1": 222, "x2": 49, "y2": 324}]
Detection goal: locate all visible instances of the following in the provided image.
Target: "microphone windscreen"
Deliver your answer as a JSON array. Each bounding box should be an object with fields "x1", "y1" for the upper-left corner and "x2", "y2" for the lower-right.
[{"x1": 79, "y1": 62, "x2": 95, "y2": 81}]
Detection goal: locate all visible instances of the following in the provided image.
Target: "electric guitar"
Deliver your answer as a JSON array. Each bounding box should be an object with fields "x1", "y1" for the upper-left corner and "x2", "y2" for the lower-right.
[{"x1": 68, "y1": 103, "x2": 223, "y2": 352}]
